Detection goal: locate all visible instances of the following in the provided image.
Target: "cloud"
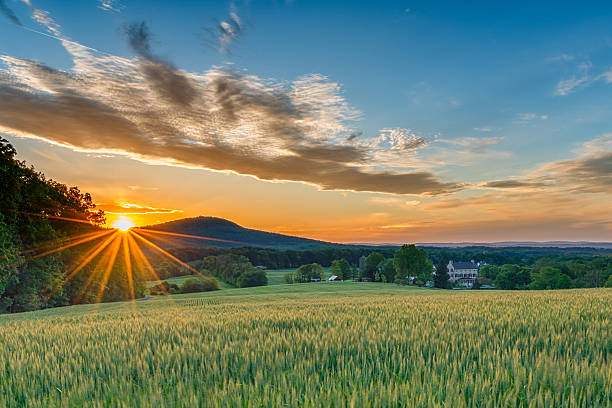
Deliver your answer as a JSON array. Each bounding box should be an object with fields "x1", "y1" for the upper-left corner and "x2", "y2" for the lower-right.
[
  {"x1": 368, "y1": 197, "x2": 420, "y2": 208},
  {"x1": 124, "y1": 21, "x2": 198, "y2": 106},
  {"x1": 473, "y1": 127, "x2": 492, "y2": 132},
  {"x1": 0, "y1": 17, "x2": 462, "y2": 196},
  {"x1": 599, "y1": 68, "x2": 612, "y2": 84},
  {"x1": 517, "y1": 113, "x2": 548, "y2": 122},
  {"x1": 0, "y1": 0, "x2": 21, "y2": 25},
  {"x1": 553, "y1": 61, "x2": 612, "y2": 96},
  {"x1": 481, "y1": 180, "x2": 548, "y2": 189},
  {"x1": 538, "y1": 151, "x2": 612, "y2": 193},
  {"x1": 203, "y1": 4, "x2": 243, "y2": 55},
  {"x1": 98, "y1": 0, "x2": 121, "y2": 12},
  {"x1": 480, "y1": 135, "x2": 612, "y2": 194},
  {"x1": 100, "y1": 203, "x2": 182, "y2": 214}
]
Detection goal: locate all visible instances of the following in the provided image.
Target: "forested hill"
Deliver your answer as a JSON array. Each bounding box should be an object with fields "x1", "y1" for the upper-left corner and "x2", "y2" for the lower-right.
[{"x1": 137, "y1": 217, "x2": 341, "y2": 250}]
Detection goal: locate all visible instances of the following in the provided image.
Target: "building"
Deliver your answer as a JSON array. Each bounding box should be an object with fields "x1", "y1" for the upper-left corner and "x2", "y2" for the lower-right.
[
  {"x1": 447, "y1": 260, "x2": 478, "y2": 287},
  {"x1": 328, "y1": 275, "x2": 341, "y2": 281}
]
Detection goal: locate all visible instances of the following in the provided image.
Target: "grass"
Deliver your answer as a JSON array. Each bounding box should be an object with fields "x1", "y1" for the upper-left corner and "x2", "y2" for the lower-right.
[
  {"x1": 146, "y1": 275, "x2": 233, "y2": 289},
  {"x1": 149, "y1": 268, "x2": 330, "y2": 288},
  {"x1": 0, "y1": 284, "x2": 610, "y2": 407}
]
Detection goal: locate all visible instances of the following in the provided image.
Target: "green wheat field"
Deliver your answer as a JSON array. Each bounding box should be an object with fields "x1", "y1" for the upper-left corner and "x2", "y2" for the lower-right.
[{"x1": 1, "y1": 283, "x2": 610, "y2": 407}]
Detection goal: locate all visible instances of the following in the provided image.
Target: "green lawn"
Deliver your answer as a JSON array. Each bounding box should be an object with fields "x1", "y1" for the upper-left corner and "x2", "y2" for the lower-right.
[{"x1": 1, "y1": 284, "x2": 610, "y2": 407}]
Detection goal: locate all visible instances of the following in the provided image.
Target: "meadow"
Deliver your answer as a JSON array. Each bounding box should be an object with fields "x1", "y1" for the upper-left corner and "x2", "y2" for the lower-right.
[{"x1": 0, "y1": 283, "x2": 610, "y2": 407}]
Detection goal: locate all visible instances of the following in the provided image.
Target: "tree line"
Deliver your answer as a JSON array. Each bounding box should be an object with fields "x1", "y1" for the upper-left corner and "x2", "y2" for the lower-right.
[{"x1": 0, "y1": 138, "x2": 144, "y2": 313}]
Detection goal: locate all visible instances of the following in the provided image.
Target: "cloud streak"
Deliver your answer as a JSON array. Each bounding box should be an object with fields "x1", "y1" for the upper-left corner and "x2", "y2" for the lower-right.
[{"x1": 0, "y1": 0, "x2": 21, "y2": 25}]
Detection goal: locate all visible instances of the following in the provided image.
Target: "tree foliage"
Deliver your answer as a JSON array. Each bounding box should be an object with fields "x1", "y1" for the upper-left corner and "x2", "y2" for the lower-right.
[
  {"x1": 393, "y1": 244, "x2": 433, "y2": 283},
  {"x1": 330, "y1": 258, "x2": 352, "y2": 280},
  {"x1": 0, "y1": 138, "x2": 141, "y2": 313}
]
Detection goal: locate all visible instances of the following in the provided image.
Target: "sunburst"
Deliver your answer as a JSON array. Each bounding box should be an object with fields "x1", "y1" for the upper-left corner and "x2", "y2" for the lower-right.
[{"x1": 16, "y1": 213, "x2": 246, "y2": 305}]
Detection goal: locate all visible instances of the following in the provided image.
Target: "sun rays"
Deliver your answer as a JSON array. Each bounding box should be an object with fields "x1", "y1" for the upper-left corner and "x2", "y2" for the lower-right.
[{"x1": 17, "y1": 214, "x2": 237, "y2": 305}]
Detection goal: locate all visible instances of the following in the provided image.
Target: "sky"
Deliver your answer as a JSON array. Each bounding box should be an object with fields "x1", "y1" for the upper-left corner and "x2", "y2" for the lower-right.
[{"x1": 0, "y1": 0, "x2": 610, "y2": 244}]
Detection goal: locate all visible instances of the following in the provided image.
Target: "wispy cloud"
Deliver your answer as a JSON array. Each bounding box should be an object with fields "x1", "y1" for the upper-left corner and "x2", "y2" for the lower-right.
[
  {"x1": 203, "y1": 3, "x2": 243, "y2": 55},
  {"x1": 98, "y1": 0, "x2": 121, "y2": 12},
  {"x1": 0, "y1": 7, "x2": 462, "y2": 196},
  {"x1": 553, "y1": 61, "x2": 612, "y2": 96},
  {"x1": 0, "y1": 0, "x2": 21, "y2": 25},
  {"x1": 517, "y1": 113, "x2": 548, "y2": 122},
  {"x1": 100, "y1": 203, "x2": 183, "y2": 214}
]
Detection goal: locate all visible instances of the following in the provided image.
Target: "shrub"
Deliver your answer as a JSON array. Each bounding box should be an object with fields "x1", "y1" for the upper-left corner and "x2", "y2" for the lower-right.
[
  {"x1": 149, "y1": 281, "x2": 180, "y2": 295},
  {"x1": 180, "y1": 277, "x2": 219, "y2": 293},
  {"x1": 236, "y1": 270, "x2": 268, "y2": 288}
]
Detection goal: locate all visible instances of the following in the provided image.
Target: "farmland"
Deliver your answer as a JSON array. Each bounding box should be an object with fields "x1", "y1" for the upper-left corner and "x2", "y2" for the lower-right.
[{"x1": 0, "y1": 284, "x2": 610, "y2": 407}]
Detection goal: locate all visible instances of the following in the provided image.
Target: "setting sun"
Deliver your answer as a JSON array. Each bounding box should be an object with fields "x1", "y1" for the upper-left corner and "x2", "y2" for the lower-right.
[{"x1": 112, "y1": 217, "x2": 135, "y2": 232}]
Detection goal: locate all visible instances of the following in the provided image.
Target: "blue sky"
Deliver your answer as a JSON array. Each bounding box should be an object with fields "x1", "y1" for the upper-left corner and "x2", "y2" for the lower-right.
[{"x1": 0, "y1": 0, "x2": 610, "y2": 242}]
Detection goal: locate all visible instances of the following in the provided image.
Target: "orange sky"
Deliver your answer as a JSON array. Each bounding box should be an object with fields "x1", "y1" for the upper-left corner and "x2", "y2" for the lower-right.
[{"x1": 8, "y1": 137, "x2": 610, "y2": 244}]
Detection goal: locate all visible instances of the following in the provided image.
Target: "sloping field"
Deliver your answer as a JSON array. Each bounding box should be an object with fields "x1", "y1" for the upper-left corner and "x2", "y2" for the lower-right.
[{"x1": 0, "y1": 284, "x2": 610, "y2": 407}]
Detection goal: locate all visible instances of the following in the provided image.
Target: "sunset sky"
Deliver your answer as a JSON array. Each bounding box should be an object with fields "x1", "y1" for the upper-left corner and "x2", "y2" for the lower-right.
[{"x1": 0, "y1": 0, "x2": 611, "y2": 243}]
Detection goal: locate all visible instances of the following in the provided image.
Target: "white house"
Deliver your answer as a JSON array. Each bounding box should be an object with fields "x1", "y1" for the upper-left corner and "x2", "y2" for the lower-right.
[{"x1": 447, "y1": 260, "x2": 478, "y2": 287}]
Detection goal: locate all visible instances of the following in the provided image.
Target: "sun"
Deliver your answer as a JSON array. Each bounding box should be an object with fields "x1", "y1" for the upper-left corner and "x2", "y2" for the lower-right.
[{"x1": 112, "y1": 217, "x2": 135, "y2": 232}]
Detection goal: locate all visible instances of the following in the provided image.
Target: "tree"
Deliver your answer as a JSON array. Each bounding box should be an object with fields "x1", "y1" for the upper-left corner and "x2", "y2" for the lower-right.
[
  {"x1": 393, "y1": 244, "x2": 433, "y2": 283},
  {"x1": 378, "y1": 259, "x2": 396, "y2": 283},
  {"x1": 181, "y1": 277, "x2": 219, "y2": 293},
  {"x1": 529, "y1": 267, "x2": 572, "y2": 290},
  {"x1": 478, "y1": 264, "x2": 500, "y2": 281},
  {"x1": 293, "y1": 263, "x2": 324, "y2": 283},
  {"x1": 364, "y1": 252, "x2": 385, "y2": 280},
  {"x1": 237, "y1": 270, "x2": 267, "y2": 287},
  {"x1": 330, "y1": 258, "x2": 351, "y2": 280},
  {"x1": 495, "y1": 264, "x2": 531, "y2": 290},
  {"x1": 0, "y1": 138, "x2": 123, "y2": 313},
  {"x1": 433, "y1": 260, "x2": 450, "y2": 289}
]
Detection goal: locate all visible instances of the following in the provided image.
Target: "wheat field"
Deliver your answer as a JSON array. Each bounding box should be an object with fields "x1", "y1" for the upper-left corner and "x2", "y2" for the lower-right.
[{"x1": 0, "y1": 283, "x2": 610, "y2": 407}]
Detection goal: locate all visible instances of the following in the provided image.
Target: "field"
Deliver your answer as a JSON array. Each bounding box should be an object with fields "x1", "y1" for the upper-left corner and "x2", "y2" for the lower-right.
[
  {"x1": 151, "y1": 268, "x2": 331, "y2": 287},
  {"x1": 265, "y1": 267, "x2": 330, "y2": 285},
  {"x1": 0, "y1": 284, "x2": 610, "y2": 407}
]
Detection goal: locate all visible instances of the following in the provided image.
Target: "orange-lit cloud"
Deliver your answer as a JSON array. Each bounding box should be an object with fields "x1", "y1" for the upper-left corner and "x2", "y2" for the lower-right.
[{"x1": 100, "y1": 203, "x2": 183, "y2": 215}]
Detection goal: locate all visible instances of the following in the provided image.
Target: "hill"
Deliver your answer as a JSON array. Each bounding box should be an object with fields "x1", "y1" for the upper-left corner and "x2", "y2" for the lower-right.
[{"x1": 136, "y1": 216, "x2": 340, "y2": 250}]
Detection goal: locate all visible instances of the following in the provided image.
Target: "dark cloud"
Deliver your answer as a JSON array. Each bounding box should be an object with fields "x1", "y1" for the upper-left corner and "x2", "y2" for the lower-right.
[
  {"x1": 124, "y1": 21, "x2": 197, "y2": 106},
  {"x1": 482, "y1": 180, "x2": 547, "y2": 189},
  {"x1": 347, "y1": 131, "x2": 362, "y2": 142},
  {"x1": 0, "y1": 0, "x2": 21, "y2": 25},
  {"x1": 125, "y1": 21, "x2": 152, "y2": 58},
  {"x1": 482, "y1": 151, "x2": 612, "y2": 193},
  {"x1": 400, "y1": 136, "x2": 428, "y2": 151},
  {"x1": 544, "y1": 151, "x2": 612, "y2": 193}
]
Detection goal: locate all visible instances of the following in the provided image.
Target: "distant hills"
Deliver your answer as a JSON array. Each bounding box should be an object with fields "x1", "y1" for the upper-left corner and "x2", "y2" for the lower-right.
[
  {"x1": 415, "y1": 241, "x2": 612, "y2": 249},
  {"x1": 136, "y1": 216, "x2": 339, "y2": 250},
  {"x1": 136, "y1": 216, "x2": 612, "y2": 251}
]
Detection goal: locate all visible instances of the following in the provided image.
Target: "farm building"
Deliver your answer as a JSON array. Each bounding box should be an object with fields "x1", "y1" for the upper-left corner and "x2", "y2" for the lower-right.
[
  {"x1": 328, "y1": 275, "x2": 341, "y2": 281},
  {"x1": 447, "y1": 260, "x2": 479, "y2": 287}
]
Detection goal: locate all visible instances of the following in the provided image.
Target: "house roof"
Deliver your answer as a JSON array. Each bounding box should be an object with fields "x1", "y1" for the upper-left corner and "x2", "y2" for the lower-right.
[{"x1": 452, "y1": 261, "x2": 478, "y2": 270}]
